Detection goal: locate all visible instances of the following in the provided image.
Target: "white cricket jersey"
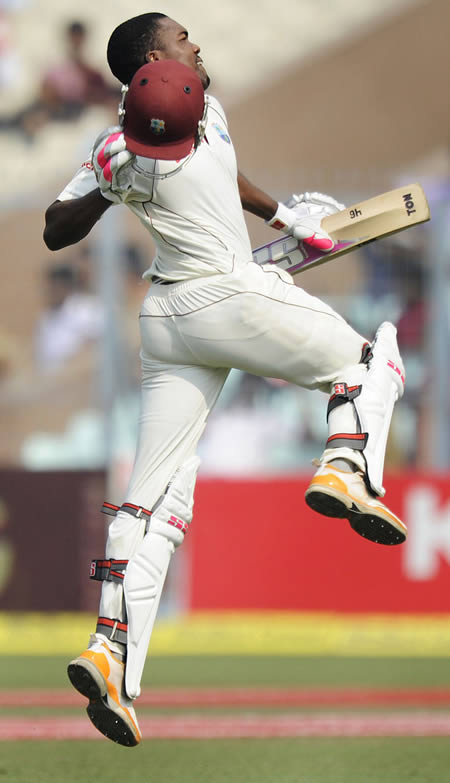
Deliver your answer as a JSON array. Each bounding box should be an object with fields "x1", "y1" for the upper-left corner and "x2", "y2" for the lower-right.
[{"x1": 57, "y1": 96, "x2": 253, "y2": 282}]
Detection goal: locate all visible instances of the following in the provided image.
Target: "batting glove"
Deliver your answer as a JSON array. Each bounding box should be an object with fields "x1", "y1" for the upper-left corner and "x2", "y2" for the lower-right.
[
  {"x1": 286, "y1": 192, "x2": 345, "y2": 215},
  {"x1": 267, "y1": 191, "x2": 345, "y2": 252},
  {"x1": 92, "y1": 126, "x2": 135, "y2": 204}
]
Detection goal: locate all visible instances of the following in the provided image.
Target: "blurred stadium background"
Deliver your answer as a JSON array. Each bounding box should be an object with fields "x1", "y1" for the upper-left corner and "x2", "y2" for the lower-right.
[{"x1": 0, "y1": 0, "x2": 449, "y2": 779}]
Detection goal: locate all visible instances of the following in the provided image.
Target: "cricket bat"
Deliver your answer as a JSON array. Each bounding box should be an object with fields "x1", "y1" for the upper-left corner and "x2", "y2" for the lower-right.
[{"x1": 252, "y1": 183, "x2": 430, "y2": 280}]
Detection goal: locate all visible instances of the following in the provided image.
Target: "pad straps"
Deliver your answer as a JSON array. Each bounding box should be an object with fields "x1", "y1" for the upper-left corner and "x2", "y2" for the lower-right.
[
  {"x1": 101, "y1": 499, "x2": 189, "y2": 533},
  {"x1": 101, "y1": 501, "x2": 152, "y2": 523},
  {"x1": 90, "y1": 559, "x2": 128, "y2": 584},
  {"x1": 327, "y1": 383, "x2": 362, "y2": 420},
  {"x1": 325, "y1": 383, "x2": 368, "y2": 451},
  {"x1": 96, "y1": 616, "x2": 128, "y2": 646}
]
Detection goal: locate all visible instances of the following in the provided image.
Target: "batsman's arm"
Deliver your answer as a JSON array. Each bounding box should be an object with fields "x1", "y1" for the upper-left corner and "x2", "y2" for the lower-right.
[
  {"x1": 237, "y1": 171, "x2": 278, "y2": 220},
  {"x1": 237, "y1": 171, "x2": 336, "y2": 251},
  {"x1": 43, "y1": 189, "x2": 112, "y2": 251}
]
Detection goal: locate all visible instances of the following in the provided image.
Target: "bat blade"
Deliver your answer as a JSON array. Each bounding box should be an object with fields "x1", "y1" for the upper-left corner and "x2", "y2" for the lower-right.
[{"x1": 252, "y1": 183, "x2": 430, "y2": 280}]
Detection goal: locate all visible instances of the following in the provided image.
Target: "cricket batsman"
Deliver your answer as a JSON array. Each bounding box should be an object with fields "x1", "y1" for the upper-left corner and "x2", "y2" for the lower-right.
[{"x1": 43, "y1": 13, "x2": 407, "y2": 746}]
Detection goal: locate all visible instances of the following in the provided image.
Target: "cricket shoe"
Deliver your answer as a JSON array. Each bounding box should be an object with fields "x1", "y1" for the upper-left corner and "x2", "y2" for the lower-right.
[
  {"x1": 67, "y1": 636, "x2": 142, "y2": 747},
  {"x1": 304, "y1": 462, "x2": 407, "y2": 545}
]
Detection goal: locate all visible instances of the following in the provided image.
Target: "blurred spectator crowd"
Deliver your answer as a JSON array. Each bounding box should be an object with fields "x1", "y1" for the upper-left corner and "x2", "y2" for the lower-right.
[
  {"x1": 0, "y1": 224, "x2": 438, "y2": 476},
  {"x1": 0, "y1": 17, "x2": 119, "y2": 142},
  {"x1": 0, "y1": 9, "x2": 446, "y2": 478}
]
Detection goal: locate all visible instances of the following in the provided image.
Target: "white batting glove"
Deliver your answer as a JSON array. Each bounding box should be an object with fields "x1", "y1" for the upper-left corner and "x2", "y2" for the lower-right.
[
  {"x1": 286, "y1": 191, "x2": 345, "y2": 215},
  {"x1": 91, "y1": 126, "x2": 136, "y2": 204},
  {"x1": 267, "y1": 200, "x2": 336, "y2": 252}
]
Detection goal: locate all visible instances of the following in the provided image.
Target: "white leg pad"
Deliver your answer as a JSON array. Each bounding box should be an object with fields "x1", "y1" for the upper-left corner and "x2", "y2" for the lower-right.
[
  {"x1": 124, "y1": 528, "x2": 177, "y2": 699},
  {"x1": 98, "y1": 511, "x2": 147, "y2": 629},
  {"x1": 354, "y1": 323, "x2": 404, "y2": 496},
  {"x1": 124, "y1": 455, "x2": 200, "y2": 700},
  {"x1": 323, "y1": 322, "x2": 405, "y2": 497}
]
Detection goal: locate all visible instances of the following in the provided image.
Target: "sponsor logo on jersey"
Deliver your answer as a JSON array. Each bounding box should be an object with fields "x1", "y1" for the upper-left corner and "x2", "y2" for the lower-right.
[
  {"x1": 150, "y1": 118, "x2": 166, "y2": 135},
  {"x1": 81, "y1": 160, "x2": 94, "y2": 170},
  {"x1": 212, "y1": 122, "x2": 231, "y2": 143}
]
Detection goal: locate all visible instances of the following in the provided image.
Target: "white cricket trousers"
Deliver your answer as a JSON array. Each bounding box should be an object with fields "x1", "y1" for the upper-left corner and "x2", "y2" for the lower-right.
[
  {"x1": 99, "y1": 261, "x2": 366, "y2": 624},
  {"x1": 125, "y1": 261, "x2": 366, "y2": 510}
]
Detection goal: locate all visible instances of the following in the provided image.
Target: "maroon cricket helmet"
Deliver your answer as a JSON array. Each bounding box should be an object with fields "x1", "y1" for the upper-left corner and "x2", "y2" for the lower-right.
[{"x1": 123, "y1": 60, "x2": 205, "y2": 160}]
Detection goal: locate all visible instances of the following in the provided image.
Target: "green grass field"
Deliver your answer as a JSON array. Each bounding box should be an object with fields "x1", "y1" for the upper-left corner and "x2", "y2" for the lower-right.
[
  {"x1": 2, "y1": 654, "x2": 450, "y2": 689},
  {"x1": 1, "y1": 655, "x2": 450, "y2": 783},
  {"x1": 1, "y1": 737, "x2": 449, "y2": 783}
]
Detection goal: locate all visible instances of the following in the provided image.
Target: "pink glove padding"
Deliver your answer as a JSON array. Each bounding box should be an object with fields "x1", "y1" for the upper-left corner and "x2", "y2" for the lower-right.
[
  {"x1": 266, "y1": 200, "x2": 336, "y2": 252},
  {"x1": 92, "y1": 126, "x2": 135, "y2": 204}
]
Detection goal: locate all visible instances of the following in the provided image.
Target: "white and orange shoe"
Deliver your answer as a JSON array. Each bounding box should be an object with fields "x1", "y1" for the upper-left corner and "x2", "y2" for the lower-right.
[
  {"x1": 305, "y1": 462, "x2": 407, "y2": 545},
  {"x1": 67, "y1": 635, "x2": 142, "y2": 747}
]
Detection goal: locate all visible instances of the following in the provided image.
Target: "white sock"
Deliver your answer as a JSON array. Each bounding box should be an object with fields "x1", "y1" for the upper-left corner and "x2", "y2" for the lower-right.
[
  {"x1": 89, "y1": 632, "x2": 127, "y2": 660},
  {"x1": 329, "y1": 458, "x2": 359, "y2": 473}
]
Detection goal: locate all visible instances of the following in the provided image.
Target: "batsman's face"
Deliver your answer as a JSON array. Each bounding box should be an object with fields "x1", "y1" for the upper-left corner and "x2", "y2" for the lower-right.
[{"x1": 147, "y1": 17, "x2": 210, "y2": 89}]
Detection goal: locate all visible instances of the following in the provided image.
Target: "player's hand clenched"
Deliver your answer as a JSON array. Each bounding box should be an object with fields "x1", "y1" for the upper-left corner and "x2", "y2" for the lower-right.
[
  {"x1": 92, "y1": 126, "x2": 136, "y2": 204},
  {"x1": 266, "y1": 191, "x2": 345, "y2": 252}
]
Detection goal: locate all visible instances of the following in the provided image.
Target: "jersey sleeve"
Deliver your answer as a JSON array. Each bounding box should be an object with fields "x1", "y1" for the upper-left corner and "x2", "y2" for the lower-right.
[{"x1": 57, "y1": 155, "x2": 98, "y2": 201}]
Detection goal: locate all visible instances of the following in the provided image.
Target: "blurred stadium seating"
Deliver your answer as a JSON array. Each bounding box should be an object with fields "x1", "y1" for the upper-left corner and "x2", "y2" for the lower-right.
[
  {"x1": 0, "y1": 0, "x2": 436, "y2": 201},
  {"x1": 0, "y1": 0, "x2": 448, "y2": 473},
  {"x1": 0, "y1": 1, "x2": 448, "y2": 624},
  {"x1": 0, "y1": 13, "x2": 449, "y2": 779}
]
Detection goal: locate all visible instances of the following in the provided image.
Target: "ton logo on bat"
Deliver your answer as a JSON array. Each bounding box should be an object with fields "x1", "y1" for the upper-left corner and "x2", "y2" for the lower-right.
[{"x1": 403, "y1": 193, "x2": 416, "y2": 216}]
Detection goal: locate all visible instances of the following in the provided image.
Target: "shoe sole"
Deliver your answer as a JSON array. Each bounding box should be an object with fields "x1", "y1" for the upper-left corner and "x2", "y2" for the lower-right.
[
  {"x1": 305, "y1": 486, "x2": 406, "y2": 546},
  {"x1": 67, "y1": 659, "x2": 139, "y2": 747}
]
